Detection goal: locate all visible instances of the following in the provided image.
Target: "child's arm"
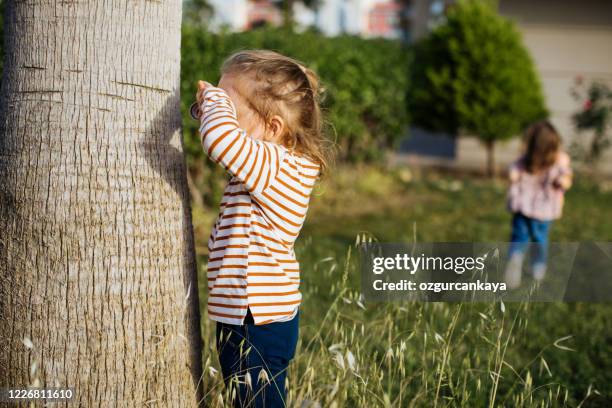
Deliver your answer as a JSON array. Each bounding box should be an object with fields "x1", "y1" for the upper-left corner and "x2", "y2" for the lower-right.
[
  {"x1": 508, "y1": 160, "x2": 523, "y2": 183},
  {"x1": 553, "y1": 152, "x2": 573, "y2": 191},
  {"x1": 554, "y1": 174, "x2": 572, "y2": 190},
  {"x1": 197, "y1": 82, "x2": 284, "y2": 193}
]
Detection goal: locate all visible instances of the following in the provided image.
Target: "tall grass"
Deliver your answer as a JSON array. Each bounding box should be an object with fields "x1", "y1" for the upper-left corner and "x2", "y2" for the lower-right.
[
  {"x1": 199, "y1": 238, "x2": 606, "y2": 406},
  {"x1": 194, "y1": 166, "x2": 612, "y2": 406}
]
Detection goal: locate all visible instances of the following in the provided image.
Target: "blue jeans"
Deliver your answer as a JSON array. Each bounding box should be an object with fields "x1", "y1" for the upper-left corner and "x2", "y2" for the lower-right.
[
  {"x1": 509, "y1": 212, "x2": 552, "y2": 266},
  {"x1": 216, "y1": 309, "x2": 299, "y2": 408}
]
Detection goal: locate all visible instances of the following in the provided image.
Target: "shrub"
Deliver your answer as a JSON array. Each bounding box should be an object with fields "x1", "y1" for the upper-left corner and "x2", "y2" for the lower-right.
[
  {"x1": 570, "y1": 79, "x2": 612, "y2": 165},
  {"x1": 407, "y1": 0, "x2": 547, "y2": 176}
]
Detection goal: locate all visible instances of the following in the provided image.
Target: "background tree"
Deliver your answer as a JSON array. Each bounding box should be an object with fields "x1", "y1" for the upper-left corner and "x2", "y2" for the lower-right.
[
  {"x1": 0, "y1": 0, "x2": 203, "y2": 404},
  {"x1": 408, "y1": 0, "x2": 547, "y2": 176},
  {"x1": 183, "y1": 0, "x2": 213, "y2": 27}
]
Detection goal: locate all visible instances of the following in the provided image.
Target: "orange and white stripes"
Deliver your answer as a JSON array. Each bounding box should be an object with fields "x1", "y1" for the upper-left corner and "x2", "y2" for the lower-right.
[{"x1": 199, "y1": 84, "x2": 319, "y2": 325}]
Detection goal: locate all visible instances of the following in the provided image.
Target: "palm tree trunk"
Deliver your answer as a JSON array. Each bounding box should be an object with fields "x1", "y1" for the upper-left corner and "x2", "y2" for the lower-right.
[{"x1": 0, "y1": 0, "x2": 203, "y2": 405}]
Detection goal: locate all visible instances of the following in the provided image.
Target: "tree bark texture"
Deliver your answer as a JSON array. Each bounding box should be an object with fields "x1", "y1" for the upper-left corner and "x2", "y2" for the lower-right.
[{"x1": 0, "y1": 0, "x2": 203, "y2": 405}]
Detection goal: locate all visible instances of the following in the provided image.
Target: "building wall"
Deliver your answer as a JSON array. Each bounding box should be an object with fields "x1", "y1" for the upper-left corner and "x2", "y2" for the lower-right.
[
  {"x1": 247, "y1": 0, "x2": 282, "y2": 28},
  {"x1": 209, "y1": 0, "x2": 249, "y2": 30},
  {"x1": 368, "y1": 1, "x2": 402, "y2": 38}
]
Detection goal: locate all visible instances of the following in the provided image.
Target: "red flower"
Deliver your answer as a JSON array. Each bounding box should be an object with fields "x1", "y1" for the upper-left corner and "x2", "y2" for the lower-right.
[{"x1": 584, "y1": 100, "x2": 593, "y2": 111}]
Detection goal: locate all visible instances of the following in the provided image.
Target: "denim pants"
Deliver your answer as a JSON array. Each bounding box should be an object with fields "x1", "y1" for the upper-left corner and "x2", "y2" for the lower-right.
[
  {"x1": 216, "y1": 309, "x2": 299, "y2": 408},
  {"x1": 509, "y1": 212, "x2": 552, "y2": 266}
]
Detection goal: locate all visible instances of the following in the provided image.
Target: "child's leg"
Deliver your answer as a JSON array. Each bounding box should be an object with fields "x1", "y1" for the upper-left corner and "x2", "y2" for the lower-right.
[
  {"x1": 216, "y1": 310, "x2": 299, "y2": 407},
  {"x1": 509, "y1": 212, "x2": 530, "y2": 253},
  {"x1": 506, "y1": 213, "x2": 530, "y2": 288},
  {"x1": 216, "y1": 321, "x2": 250, "y2": 407},
  {"x1": 510, "y1": 213, "x2": 529, "y2": 247},
  {"x1": 245, "y1": 312, "x2": 299, "y2": 407},
  {"x1": 529, "y1": 219, "x2": 552, "y2": 280}
]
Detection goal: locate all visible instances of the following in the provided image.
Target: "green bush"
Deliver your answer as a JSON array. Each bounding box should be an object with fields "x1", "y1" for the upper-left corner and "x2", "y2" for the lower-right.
[
  {"x1": 571, "y1": 80, "x2": 612, "y2": 164},
  {"x1": 407, "y1": 0, "x2": 547, "y2": 176}
]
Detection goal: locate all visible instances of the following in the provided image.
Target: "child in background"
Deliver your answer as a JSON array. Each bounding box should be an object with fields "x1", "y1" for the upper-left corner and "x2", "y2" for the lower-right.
[
  {"x1": 505, "y1": 121, "x2": 573, "y2": 288},
  {"x1": 193, "y1": 50, "x2": 330, "y2": 407}
]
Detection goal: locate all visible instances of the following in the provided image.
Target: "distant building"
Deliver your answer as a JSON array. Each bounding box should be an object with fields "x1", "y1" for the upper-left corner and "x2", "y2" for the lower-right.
[
  {"x1": 247, "y1": 0, "x2": 282, "y2": 29},
  {"x1": 368, "y1": 1, "x2": 402, "y2": 38},
  {"x1": 306, "y1": 0, "x2": 371, "y2": 37},
  {"x1": 208, "y1": 0, "x2": 249, "y2": 31},
  {"x1": 208, "y1": 0, "x2": 410, "y2": 39}
]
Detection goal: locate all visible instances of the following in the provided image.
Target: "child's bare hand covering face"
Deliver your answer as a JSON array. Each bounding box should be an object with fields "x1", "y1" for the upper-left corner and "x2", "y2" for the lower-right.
[
  {"x1": 196, "y1": 80, "x2": 209, "y2": 106},
  {"x1": 195, "y1": 76, "x2": 275, "y2": 143},
  {"x1": 195, "y1": 77, "x2": 258, "y2": 135},
  {"x1": 190, "y1": 80, "x2": 211, "y2": 120}
]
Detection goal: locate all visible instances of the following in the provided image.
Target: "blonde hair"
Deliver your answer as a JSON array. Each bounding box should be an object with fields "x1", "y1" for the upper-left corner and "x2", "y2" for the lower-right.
[{"x1": 221, "y1": 50, "x2": 333, "y2": 174}]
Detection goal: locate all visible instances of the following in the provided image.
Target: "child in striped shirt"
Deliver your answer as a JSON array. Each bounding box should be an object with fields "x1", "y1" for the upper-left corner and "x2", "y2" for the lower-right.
[{"x1": 193, "y1": 50, "x2": 330, "y2": 407}]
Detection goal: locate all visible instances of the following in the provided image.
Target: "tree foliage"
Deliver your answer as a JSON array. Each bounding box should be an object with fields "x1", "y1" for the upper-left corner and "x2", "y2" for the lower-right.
[
  {"x1": 183, "y1": 0, "x2": 213, "y2": 26},
  {"x1": 408, "y1": 0, "x2": 547, "y2": 174}
]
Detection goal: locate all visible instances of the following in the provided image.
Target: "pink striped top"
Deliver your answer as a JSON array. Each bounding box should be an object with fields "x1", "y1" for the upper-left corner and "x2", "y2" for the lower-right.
[
  {"x1": 198, "y1": 84, "x2": 319, "y2": 325},
  {"x1": 507, "y1": 151, "x2": 572, "y2": 221}
]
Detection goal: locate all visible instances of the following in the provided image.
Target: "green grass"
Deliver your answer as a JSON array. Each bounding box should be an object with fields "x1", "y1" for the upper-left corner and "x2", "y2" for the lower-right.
[{"x1": 195, "y1": 165, "x2": 612, "y2": 407}]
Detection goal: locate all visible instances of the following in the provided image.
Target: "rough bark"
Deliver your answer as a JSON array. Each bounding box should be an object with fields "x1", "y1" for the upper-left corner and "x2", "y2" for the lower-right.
[{"x1": 0, "y1": 0, "x2": 203, "y2": 405}]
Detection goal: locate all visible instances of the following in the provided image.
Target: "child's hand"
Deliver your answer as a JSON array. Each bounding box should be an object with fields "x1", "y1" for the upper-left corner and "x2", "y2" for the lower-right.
[
  {"x1": 509, "y1": 167, "x2": 521, "y2": 183},
  {"x1": 196, "y1": 80, "x2": 209, "y2": 106},
  {"x1": 190, "y1": 81, "x2": 210, "y2": 120},
  {"x1": 553, "y1": 173, "x2": 572, "y2": 190}
]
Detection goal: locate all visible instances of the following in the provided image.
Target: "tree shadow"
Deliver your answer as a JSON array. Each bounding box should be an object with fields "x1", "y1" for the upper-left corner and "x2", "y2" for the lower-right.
[{"x1": 139, "y1": 89, "x2": 204, "y2": 405}]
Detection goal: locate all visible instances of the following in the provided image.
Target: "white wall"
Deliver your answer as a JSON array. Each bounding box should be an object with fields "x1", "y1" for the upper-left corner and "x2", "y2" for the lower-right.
[
  {"x1": 311, "y1": 0, "x2": 374, "y2": 36},
  {"x1": 209, "y1": 0, "x2": 248, "y2": 31}
]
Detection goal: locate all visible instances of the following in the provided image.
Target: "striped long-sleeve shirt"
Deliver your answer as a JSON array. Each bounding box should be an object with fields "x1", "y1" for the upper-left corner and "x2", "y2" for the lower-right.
[{"x1": 198, "y1": 84, "x2": 320, "y2": 325}]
